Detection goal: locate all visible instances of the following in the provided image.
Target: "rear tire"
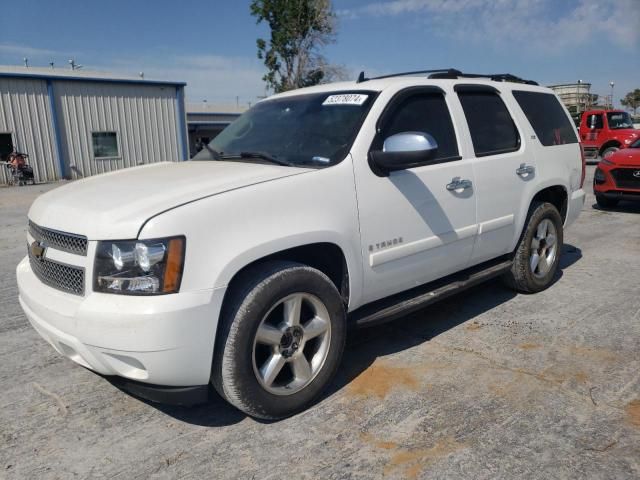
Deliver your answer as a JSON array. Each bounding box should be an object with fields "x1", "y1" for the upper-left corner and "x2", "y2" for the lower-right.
[
  {"x1": 211, "y1": 261, "x2": 346, "y2": 420},
  {"x1": 503, "y1": 201, "x2": 563, "y2": 293},
  {"x1": 596, "y1": 194, "x2": 619, "y2": 208}
]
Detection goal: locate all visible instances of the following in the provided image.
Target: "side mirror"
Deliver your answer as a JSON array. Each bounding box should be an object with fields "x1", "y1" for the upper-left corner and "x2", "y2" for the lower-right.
[{"x1": 369, "y1": 132, "x2": 439, "y2": 175}]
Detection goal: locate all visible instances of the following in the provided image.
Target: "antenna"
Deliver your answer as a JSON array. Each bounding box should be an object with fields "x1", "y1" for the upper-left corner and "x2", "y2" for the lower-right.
[
  {"x1": 356, "y1": 71, "x2": 367, "y2": 83},
  {"x1": 23, "y1": 57, "x2": 29, "y2": 68}
]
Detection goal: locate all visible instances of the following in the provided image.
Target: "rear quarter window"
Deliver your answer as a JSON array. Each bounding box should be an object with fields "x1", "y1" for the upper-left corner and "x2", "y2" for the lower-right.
[{"x1": 513, "y1": 91, "x2": 578, "y2": 146}]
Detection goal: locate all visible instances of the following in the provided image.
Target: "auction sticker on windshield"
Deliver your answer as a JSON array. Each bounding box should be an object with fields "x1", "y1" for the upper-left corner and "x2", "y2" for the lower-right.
[{"x1": 322, "y1": 94, "x2": 369, "y2": 106}]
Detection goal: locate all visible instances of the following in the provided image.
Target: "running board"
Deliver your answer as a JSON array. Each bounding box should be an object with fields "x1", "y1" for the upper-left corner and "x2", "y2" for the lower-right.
[{"x1": 349, "y1": 257, "x2": 513, "y2": 329}]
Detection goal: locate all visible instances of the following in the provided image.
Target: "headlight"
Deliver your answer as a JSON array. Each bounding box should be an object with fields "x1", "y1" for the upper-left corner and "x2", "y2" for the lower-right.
[{"x1": 94, "y1": 237, "x2": 185, "y2": 295}]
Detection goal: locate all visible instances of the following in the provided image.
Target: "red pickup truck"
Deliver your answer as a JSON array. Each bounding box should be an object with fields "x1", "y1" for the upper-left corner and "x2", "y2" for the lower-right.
[{"x1": 578, "y1": 109, "x2": 638, "y2": 159}]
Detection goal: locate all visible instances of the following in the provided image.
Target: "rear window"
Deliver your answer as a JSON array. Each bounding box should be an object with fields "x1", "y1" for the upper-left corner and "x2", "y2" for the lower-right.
[{"x1": 513, "y1": 91, "x2": 578, "y2": 146}]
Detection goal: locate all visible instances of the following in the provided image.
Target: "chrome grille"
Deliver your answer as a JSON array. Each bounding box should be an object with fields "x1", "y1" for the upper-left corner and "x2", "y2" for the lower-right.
[
  {"x1": 28, "y1": 221, "x2": 88, "y2": 256},
  {"x1": 28, "y1": 246, "x2": 85, "y2": 296}
]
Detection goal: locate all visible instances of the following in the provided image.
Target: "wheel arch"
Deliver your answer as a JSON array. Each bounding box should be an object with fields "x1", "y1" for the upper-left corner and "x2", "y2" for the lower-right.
[
  {"x1": 599, "y1": 140, "x2": 621, "y2": 156},
  {"x1": 530, "y1": 184, "x2": 569, "y2": 223},
  {"x1": 219, "y1": 240, "x2": 352, "y2": 309}
]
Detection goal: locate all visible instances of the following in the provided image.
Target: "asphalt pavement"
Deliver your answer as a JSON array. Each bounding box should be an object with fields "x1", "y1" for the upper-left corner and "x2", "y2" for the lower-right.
[{"x1": 1, "y1": 166, "x2": 639, "y2": 479}]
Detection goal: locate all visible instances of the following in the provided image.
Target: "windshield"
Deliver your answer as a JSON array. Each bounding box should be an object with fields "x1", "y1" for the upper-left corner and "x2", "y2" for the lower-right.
[
  {"x1": 630, "y1": 138, "x2": 640, "y2": 148},
  {"x1": 193, "y1": 91, "x2": 377, "y2": 167},
  {"x1": 607, "y1": 111, "x2": 633, "y2": 130}
]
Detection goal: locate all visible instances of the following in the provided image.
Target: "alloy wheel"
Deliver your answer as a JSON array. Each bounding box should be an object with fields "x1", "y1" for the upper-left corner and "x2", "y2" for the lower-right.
[{"x1": 252, "y1": 293, "x2": 332, "y2": 395}]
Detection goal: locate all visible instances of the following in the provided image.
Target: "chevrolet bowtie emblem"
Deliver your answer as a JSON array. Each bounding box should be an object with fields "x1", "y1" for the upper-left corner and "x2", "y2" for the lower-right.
[{"x1": 30, "y1": 241, "x2": 45, "y2": 259}]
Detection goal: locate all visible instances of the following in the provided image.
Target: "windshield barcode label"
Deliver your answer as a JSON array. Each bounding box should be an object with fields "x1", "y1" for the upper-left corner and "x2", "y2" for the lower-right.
[{"x1": 322, "y1": 94, "x2": 369, "y2": 106}]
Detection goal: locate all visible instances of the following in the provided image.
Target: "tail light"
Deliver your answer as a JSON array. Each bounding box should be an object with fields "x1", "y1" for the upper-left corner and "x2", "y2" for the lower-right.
[{"x1": 579, "y1": 143, "x2": 586, "y2": 188}]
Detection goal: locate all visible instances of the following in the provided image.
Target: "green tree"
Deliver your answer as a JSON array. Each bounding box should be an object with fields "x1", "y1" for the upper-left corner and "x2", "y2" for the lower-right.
[
  {"x1": 250, "y1": 0, "x2": 337, "y2": 93},
  {"x1": 620, "y1": 89, "x2": 640, "y2": 115}
]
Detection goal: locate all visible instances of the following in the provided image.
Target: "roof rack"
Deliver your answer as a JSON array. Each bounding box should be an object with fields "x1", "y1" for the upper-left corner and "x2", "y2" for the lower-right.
[{"x1": 355, "y1": 69, "x2": 538, "y2": 86}]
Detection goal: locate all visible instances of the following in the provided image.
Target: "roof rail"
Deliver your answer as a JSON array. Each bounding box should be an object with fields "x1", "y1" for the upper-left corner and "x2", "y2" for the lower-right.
[
  {"x1": 355, "y1": 69, "x2": 538, "y2": 86},
  {"x1": 356, "y1": 69, "x2": 461, "y2": 83},
  {"x1": 429, "y1": 71, "x2": 538, "y2": 85}
]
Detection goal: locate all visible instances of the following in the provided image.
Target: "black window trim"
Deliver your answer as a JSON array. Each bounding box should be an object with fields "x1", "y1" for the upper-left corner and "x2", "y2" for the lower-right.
[
  {"x1": 368, "y1": 86, "x2": 463, "y2": 173},
  {"x1": 456, "y1": 87, "x2": 522, "y2": 158}
]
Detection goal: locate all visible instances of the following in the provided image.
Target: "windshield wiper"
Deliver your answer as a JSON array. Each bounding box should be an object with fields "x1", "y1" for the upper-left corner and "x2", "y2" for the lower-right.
[
  {"x1": 202, "y1": 144, "x2": 221, "y2": 160},
  {"x1": 219, "y1": 151, "x2": 293, "y2": 167}
]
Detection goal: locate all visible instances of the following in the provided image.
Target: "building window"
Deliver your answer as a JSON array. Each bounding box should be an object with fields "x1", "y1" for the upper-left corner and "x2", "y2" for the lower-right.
[{"x1": 92, "y1": 132, "x2": 119, "y2": 159}]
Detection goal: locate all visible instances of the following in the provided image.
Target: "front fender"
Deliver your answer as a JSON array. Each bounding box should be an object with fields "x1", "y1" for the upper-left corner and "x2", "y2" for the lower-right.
[{"x1": 138, "y1": 159, "x2": 365, "y2": 309}]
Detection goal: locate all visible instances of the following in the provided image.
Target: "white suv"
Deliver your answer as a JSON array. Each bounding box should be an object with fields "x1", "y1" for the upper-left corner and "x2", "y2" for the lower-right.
[{"x1": 17, "y1": 69, "x2": 586, "y2": 419}]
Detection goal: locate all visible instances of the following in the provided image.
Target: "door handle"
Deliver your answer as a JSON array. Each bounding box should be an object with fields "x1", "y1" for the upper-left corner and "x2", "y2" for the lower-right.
[
  {"x1": 516, "y1": 163, "x2": 535, "y2": 176},
  {"x1": 446, "y1": 177, "x2": 473, "y2": 191}
]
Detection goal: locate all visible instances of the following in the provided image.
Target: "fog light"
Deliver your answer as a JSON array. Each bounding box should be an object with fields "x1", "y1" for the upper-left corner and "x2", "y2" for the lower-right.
[{"x1": 594, "y1": 168, "x2": 606, "y2": 184}]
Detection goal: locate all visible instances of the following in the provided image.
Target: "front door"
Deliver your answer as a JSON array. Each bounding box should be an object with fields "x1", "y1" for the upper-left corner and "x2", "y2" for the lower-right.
[
  {"x1": 584, "y1": 113, "x2": 604, "y2": 146},
  {"x1": 352, "y1": 88, "x2": 478, "y2": 305}
]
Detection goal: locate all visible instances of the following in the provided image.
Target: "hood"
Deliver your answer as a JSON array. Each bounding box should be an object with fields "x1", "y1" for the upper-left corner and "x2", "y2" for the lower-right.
[
  {"x1": 29, "y1": 161, "x2": 311, "y2": 239},
  {"x1": 608, "y1": 148, "x2": 640, "y2": 167}
]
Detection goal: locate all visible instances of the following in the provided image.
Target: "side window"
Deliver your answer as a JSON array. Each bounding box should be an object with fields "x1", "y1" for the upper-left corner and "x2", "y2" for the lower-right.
[
  {"x1": 457, "y1": 90, "x2": 520, "y2": 157},
  {"x1": 587, "y1": 114, "x2": 604, "y2": 129},
  {"x1": 513, "y1": 91, "x2": 578, "y2": 146},
  {"x1": 379, "y1": 93, "x2": 459, "y2": 161}
]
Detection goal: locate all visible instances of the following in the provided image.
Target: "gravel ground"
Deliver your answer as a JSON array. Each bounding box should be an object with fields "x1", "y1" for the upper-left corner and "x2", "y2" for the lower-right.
[{"x1": 1, "y1": 167, "x2": 639, "y2": 479}]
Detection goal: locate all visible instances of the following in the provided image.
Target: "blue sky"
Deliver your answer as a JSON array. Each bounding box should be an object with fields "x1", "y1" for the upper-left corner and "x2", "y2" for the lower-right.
[{"x1": 1, "y1": 0, "x2": 638, "y2": 107}]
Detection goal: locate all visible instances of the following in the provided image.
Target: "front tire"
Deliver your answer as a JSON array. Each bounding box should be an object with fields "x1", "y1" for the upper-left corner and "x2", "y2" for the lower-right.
[
  {"x1": 503, "y1": 201, "x2": 563, "y2": 293},
  {"x1": 601, "y1": 146, "x2": 619, "y2": 159},
  {"x1": 211, "y1": 261, "x2": 346, "y2": 420}
]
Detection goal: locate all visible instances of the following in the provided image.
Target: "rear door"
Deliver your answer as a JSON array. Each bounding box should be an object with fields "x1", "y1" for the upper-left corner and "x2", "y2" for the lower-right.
[{"x1": 454, "y1": 85, "x2": 533, "y2": 264}]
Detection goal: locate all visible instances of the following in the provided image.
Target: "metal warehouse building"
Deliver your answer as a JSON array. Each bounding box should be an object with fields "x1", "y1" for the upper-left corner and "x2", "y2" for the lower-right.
[
  {"x1": 0, "y1": 66, "x2": 188, "y2": 185},
  {"x1": 186, "y1": 103, "x2": 243, "y2": 157}
]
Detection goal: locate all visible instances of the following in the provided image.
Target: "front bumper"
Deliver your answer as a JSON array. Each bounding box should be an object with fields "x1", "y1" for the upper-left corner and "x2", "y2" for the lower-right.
[
  {"x1": 17, "y1": 256, "x2": 226, "y2": 387},
  {"x1": 597, "y1": 191, "x2": 640, "y2": 203},
  {"x1": 594, "y1": 166, "x2": 640, "y2": 198}
]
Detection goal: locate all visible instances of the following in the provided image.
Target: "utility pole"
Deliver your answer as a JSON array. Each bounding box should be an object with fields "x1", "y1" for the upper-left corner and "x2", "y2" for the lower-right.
[
  {"x1": 577, "y1": 80, "x2": 582, "y2": 116},
  {"x1": 609, "y1": 81, "x2": 615, "y2": 110}
]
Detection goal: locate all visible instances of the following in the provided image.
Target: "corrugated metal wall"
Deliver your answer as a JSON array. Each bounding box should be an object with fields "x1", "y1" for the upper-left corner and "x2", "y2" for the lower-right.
[
  {"x1": 54, "y1": 81, "x2": 181, "y2": 179},
  {"x1": 0, "y1": 77, "x2": 59, "y2": 184}
]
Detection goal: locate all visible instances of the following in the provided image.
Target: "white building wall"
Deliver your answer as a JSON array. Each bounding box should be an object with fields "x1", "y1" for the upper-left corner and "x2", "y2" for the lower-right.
[
  {"x1": 0, "y1": 77, "x2": 59, "y2": 184},
  {"x1": 54, "y1": 81, "x2": 182, "y2": 179}
]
